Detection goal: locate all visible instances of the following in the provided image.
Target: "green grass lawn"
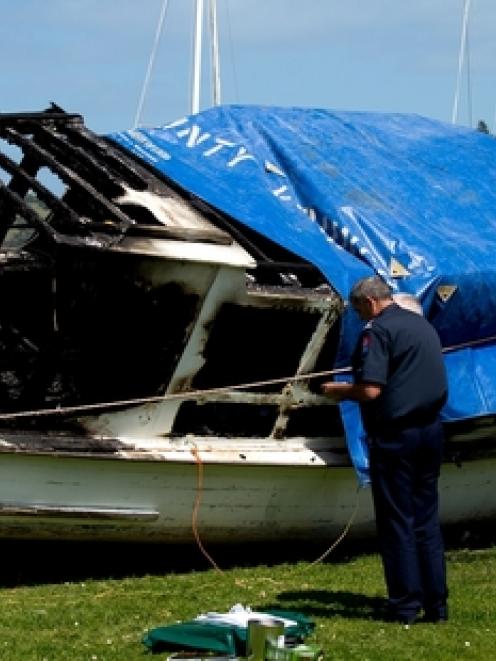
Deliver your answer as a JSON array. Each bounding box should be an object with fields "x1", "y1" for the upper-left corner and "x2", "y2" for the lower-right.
[{"x1": 0, "y1": 540, "x2": 494, "y2": 660}]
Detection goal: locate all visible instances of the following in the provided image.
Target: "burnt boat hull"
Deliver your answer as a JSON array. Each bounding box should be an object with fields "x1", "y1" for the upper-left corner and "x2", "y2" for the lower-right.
[{"x1": 1, "y1": 107, "x2": 496, "y2": 543}]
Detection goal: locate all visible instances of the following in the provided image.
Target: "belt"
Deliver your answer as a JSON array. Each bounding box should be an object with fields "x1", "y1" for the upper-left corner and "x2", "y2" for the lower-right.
[{"x1": 367, "y1": 409, "x2": 441, "y2": 435}]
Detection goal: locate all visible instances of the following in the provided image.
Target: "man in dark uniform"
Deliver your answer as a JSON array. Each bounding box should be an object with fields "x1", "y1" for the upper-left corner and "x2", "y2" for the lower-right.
[{"x1": 322, "y1": 276, "x2": 448, "y2": 625}]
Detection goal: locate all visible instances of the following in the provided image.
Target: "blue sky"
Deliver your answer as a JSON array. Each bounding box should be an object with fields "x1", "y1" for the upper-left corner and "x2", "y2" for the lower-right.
[{"x1": 2, "y1": 1, "x2": 496, "y2": 135}]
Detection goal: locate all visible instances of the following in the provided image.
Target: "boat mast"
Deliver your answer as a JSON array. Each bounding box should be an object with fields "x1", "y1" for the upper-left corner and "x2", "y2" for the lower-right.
[
  {"x1": 191, "y1": 0, "x2": 221, "y2": 114},
  {"x1": 209, "y1": 0, "x2": 221, "y2": 106},
  {"x1": 134, "y1": 0, "x2": 221, "y2": 124},
  {"x1": 191, "y1": 0, "x2": 204, "y2": 114}
]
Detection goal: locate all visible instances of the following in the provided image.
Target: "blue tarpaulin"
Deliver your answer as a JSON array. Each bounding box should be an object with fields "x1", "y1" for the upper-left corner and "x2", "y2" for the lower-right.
[{"x1": 109, "y1": 105, "x2": 496, "y2": 483}]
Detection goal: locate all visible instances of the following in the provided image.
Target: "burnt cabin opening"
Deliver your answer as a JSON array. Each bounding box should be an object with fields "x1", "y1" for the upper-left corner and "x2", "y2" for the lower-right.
[
  {"x1": 103, "y1": 136, "x2": 345, "y2": 438},
  {"x1": 0, "y1": 107, "x2": 345, "y2": 439},
  {"x1": 172, "y1": 299, "x2": 343, "y2": 438},
  {"x1": 53, "y1": 250, "x2": 200, "y2": 405},
  {"x1": 173, "y1": 304, "x2": 320, "y2": 437},
  {"x1": 0, "y1": 247, "x2": 200, "y2": 420}
]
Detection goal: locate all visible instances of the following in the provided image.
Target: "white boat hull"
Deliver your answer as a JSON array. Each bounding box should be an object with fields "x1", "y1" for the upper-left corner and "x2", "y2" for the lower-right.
[{"x1": 0, "y1": 432, "x2": 494, "y2": 543}]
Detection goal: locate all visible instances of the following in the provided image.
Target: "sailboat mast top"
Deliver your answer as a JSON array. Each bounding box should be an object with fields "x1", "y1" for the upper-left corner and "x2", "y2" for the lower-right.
[
  {"x1": 192, "y1": 0, "x2": 221, "y2": 114},
  {"x1": 210, "y1": 0, "x2": 221, "y2": 107},
  {"x1": 191, "y1": 0, "x2": 205, "y2": 115}
]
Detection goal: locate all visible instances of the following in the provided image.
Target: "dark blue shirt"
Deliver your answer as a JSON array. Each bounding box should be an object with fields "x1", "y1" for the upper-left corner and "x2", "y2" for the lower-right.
[{"x1": 352, "y1": 303, "x2": 448, "y2": 433}]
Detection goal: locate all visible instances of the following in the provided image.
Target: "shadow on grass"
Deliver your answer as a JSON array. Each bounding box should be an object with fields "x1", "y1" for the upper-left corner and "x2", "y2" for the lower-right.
[
  {"x1": 0, "y1": 538, "x2": 377, "y2": 588},
  {"x1": 0, "y1": 520, "x2": 494, "y2": 588},
  {"x1": 0, "y1": 539, "x2": 203, "y2": 587},
  {"x1": 256, "y1": 589, "x2": 386, "y2": 621}
]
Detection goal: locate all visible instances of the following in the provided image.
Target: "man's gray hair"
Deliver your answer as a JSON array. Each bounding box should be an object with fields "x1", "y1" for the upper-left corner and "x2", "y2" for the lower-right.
[
  {"x1": 393, "y1": 293, "x2": 424, "y2": 315},
  {"x1": 350, "y1": 276, "x2": 393, "y2": 304}
]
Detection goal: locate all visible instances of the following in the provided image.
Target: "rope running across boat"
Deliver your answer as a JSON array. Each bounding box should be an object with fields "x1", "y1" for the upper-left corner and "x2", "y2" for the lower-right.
[{"x1": 0, "y1": 332, "x2": 493, "y2": 421}]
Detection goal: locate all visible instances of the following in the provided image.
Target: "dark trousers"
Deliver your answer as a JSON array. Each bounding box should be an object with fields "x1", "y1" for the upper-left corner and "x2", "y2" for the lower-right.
[{"x1": 369, "y1": 418, "x2": 448, "y2": 619}]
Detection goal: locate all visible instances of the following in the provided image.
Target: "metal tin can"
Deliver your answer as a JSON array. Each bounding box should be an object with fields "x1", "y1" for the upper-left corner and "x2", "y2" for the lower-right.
[{"x1": 247, "y1": 618, "x2": 285, "y2": 661}]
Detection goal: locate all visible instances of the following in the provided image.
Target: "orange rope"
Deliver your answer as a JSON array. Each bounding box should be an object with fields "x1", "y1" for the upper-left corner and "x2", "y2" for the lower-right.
[
  {"x1": 190, "y1": 445, "x2": 224, "y2": 574},
  {"x1": 308, "y1": 487, "x2": 361, "y2": 566},
  {"x1": 189, "y1": 445, "x2": 362, "y2": 572}
]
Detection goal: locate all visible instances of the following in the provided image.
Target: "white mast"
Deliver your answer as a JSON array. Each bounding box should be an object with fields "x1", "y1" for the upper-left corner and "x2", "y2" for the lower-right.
[
  {"x1": 191, "y1": 0, "x2": 205, "y2": 115},
  {"x1": 135, "y1": 0, "x2": 221, "y2": 124},
  {"x1": 451, "y1": 0, "x2": 472, "y2": 124},
  {"x1": 191, "y1": 0, "x2": 221, "y2": 114},
  {"x1": 209, "y1": 0, "x2": 221, "y2": 106}
]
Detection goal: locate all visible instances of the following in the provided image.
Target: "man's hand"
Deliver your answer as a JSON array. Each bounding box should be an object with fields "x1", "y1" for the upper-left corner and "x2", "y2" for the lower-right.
[
  {"x1": 321, "y1": 381, "x2": 352, "y2": 402},
  {"x1": 321, "y1": 381, "x2": 382, "y2": 403}
]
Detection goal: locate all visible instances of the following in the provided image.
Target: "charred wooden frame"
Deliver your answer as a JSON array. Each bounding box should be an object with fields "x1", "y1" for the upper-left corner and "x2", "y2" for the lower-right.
[{"x1": 0, "y1": 105, "x2": 344, "y2": 441}]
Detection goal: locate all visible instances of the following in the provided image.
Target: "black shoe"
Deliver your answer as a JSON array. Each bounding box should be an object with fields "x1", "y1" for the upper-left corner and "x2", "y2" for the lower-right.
[
  {"x1": 384, "y1": 612, "x2": 418, "y2": 625},
  {"x1": 421, "y1": 613, "x2": 448, "y2": 624},
  {"x1": 422, "y1": 604, "x2": 448, "y2": 623}
]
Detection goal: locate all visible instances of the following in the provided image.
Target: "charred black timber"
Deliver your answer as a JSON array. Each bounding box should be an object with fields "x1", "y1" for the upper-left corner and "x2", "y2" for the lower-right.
[
  {"x1": 34, "y1": 124, "x2": 129, "y2": 197},
  {"x1": 0, "y1": 150, "x2": 81, "y2": 225},
  {"x1": 0, "y1": 109, "x2": 83, "y2": 128},
  {"x1": 1, "y1": 127, "x2": 133, "y2": 232},
  {"x1": 0, "y1": 183, "x2": 61, "y2": 243},
  {"x1": 0, "y1": 105, "x2": 325, "y2": 286}
]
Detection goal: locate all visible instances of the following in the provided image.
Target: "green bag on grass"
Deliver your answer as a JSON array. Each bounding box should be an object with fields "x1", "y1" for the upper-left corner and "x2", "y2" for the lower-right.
[{"x1": 143, "y1": 610, "x2": 315, "y2": 656}]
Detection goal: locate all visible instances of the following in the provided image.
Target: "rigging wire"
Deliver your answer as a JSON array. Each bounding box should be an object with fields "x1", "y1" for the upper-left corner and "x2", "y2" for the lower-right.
[
  {"x1": 465, "y1": 19, "x2": 473, "y2": 128},
  {"x1": 452, "y1": 0, "x2": 472, "y2": 124},
  {"x1": 133, "y1": 0, "x2": 170, "y2": 128}
]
